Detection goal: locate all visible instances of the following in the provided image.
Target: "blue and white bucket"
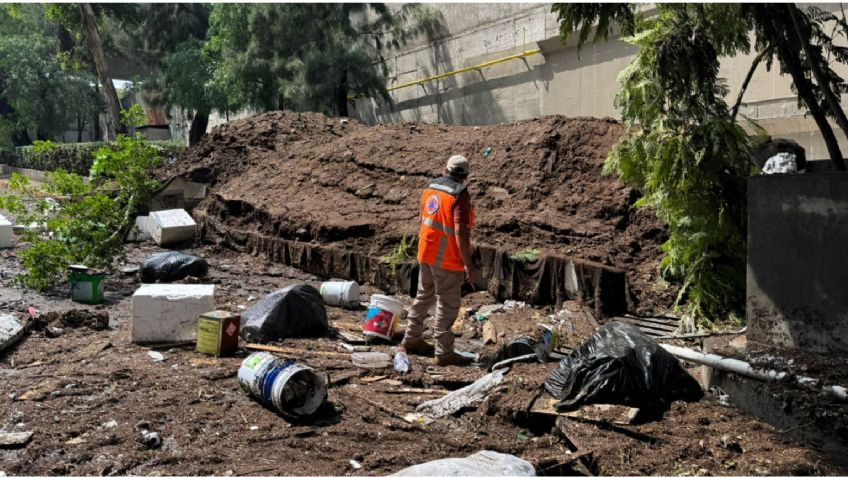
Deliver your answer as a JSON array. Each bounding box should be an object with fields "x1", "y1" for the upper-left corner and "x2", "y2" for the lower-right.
[{"x1": 238, "y1": 352, "x2": 328, "y2": 419}]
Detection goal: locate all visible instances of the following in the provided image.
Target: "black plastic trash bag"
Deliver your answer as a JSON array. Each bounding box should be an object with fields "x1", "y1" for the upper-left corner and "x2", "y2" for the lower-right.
[
  {"x1": 140, "y1": 251, "x2": 209, "y2": 283},
  {"x1": 241, "y1": 285, "x2": 329, "y2": 343},
  {"x1": 544, "y1": 321, "x2": 703, "y2": 418}
]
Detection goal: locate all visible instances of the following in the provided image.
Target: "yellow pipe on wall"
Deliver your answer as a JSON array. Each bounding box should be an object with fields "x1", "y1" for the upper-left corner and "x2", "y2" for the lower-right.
[{"x1": 385, "y1": 48, "x2": 542, "y2": 93}]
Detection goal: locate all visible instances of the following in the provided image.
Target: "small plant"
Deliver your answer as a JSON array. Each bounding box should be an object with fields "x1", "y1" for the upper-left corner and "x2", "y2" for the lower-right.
[
  {"x1": 31, "y1": 139, "x2": 59, "y2": 153},
  {"x1": 509, "y1": 248, "x2": 541, "y2": 264},
  {"x1": 0, "y1": 106, "x2": 163, "y2": 291},
  {"x1": 381, "y1": 234, "x2": 414, "y2": 275}
]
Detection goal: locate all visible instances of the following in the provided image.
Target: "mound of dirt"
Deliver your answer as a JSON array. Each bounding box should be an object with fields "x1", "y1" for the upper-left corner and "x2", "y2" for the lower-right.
[{"x1": 161, "y1": 112, "x2": 672, "y2": 314}]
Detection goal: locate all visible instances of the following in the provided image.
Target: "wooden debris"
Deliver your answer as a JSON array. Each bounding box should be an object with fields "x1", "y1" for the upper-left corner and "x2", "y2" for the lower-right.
[
  {"x1": 361, "y1": 375, "x2": 388, "y2": 383},
  {"x1": 245, "y1": 343, "x2": 349, "y2": 359},
  {"x1": 0, "y1": 431, "x2": 33, "y2": 447},
  {"x1": 381, "y1": 387, "x2": 450, "y2": 395},
  {"x1": 482, "y1": 321, "x2": 497, "y2": 345},
  {"x1": 451, "y1": 312, "x2": 465, "y2": 335},
  {"x1": 17, "y1": 379, "x2": 61, "y2": 401},
  {"x1": 65, "y1": 436, "x2": 87, "y2": 445},
  {"x1": 337, "y1": 330, "x2": 367, "y2": 344}
]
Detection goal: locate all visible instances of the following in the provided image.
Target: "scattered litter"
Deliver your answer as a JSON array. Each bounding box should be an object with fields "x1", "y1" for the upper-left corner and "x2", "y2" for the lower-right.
[
  {"x1": 65, "y1": 436, "x2": 86, "y2": 445},
  {"x1": 482, "y1": 146, "x2": 494, "y2": 158},
  {"x1": 249, "y1": 426, "x2": 259, "y2": 431},
  {"x1": 391, "y1": 450, "x2": 535, "y2": 476},
  {"x1": 140, "y1": 429, "x2": 162, "y2": 449},
  {"x1": 147, "y1": 351, "x2": 166, "y2": 362},
  {"x1": 320, "y1": 281, "x2": 361, "y2": 309},
  {"x1": 196, "y1": 310, "x2": 241, "y2": 356},
  {"x1": 140, "y1": 251, "x2": 209, "y2": 283},
  {"x1": 545, "y1": 321, "x2": 703, "y2": 420},
  {"x1": 393, "y1": 351, "x2": 410, "y2": 374},
  {"x1": 503, "y1": 300, "x2": 526, "y2": 310},
  {"x1": 121, "y1": 266, "x2": 140, "y2": 275},
  {"x1": 349, "y1": 460, "x2": 362, "y2": 470},
  {"x1": 474, "y1": 304, "x2": 503, "y2": 321},
  {"x1": 102, "y1": 420, "x2": 118, "y2": 429},
  {"x1": 402, "y1": 413, "x2": 433, "y2": 425},
  {"x1": 416, "y1": 369, "x2": 507, "y2": 418},
  {"x1": 451, "y1": 311, "x2": 465, "y2": 335},
  {"x1": 482, "y1": 321, "x2": 497, "y2": 345},
  {"x1": 238, "y1": 352, "x2": 328, "y2": 420},
  {"x1": 27, "y1": 307, "x2": 38, "y2": 318},
  {"x1": 68, "y1": 265, "x2": 106, "y2": 304},
  {"x1": 241, "y1": 285, "x2": 329, "y2": 343},
  {"x1": 352, "y1": 352, "x2": 391, "y2": 369},
  {"x1": 247, "y1": 295, "x2": 256, "y2": 301},
  {"x1": 363, "y1": 295, "x2": 404, "y2": 342},
  {"x1": 720, "y1": 435, "x2": 743, "y2": 453},
  {"x1": 360, "y1": 375, "x2": 388, "y2": 383},
  {"x1": 337, "y1": 330, "x2": 367, "y2": 344},
  {"x1": 0, "y1": 431, "x2": 33, "y2": 448},
  {"x1": 45, "y1": 326, "x2": 64, "y2": 338}
]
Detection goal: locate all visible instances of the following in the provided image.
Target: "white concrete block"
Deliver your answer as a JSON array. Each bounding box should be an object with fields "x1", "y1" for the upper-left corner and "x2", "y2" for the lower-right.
[
  {"x1": 148, "y1": 209, "x2": 197, "y2": 246},
  {"x1": 132, "y1": 284, "x2": 215, "y2": 343},
  {"x1": 126, "y1": 216, "x2": 151, "y2": 242},
  {"x1": 0, "y1": 214, "x2": 12, "y2": 248},
  {"x1": 0, "y1": 313, "x2": 25, "y2": 353}
]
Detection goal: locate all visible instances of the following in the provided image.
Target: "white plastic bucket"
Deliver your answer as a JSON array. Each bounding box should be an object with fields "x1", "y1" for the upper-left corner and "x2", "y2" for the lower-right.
[
  {"x1": 269, "y1": 363, "x2": 328, "y2": 418},
  {"x1": 320, "y1": 281, "x2": 360, "y2": 308},
  {"x1": 237, "y1": 352, "x2": 278, "y2": 397},
  {"x1": 362, "y1": 294, "x2": 405, "y2": 340}
]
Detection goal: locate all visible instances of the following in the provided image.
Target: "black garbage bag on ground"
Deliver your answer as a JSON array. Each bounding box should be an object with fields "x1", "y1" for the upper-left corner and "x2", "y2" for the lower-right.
[
  {"x1": 544, "y1": 321, "x2": 703, "y2": 419},
  {"x1": 241, "y1": 285, "x2": 329, "y2": 343},
  {"x1": 140, "y1": 251, "x2": 209, "y2": 283}
]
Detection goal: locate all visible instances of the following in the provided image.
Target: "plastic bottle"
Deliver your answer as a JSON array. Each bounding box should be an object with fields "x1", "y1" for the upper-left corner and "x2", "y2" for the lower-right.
[
  {"x1": 393, "y1": 351, "x2": 410, "y2": 374},
  {"x1": 351, "y1": 351, "x2": 391, "y2": 369}
]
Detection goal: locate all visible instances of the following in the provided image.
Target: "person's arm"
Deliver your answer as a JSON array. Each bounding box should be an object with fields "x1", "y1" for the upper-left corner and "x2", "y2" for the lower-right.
[{"x1": 453, "y1": 190, "x2": 478, "y2": 286}]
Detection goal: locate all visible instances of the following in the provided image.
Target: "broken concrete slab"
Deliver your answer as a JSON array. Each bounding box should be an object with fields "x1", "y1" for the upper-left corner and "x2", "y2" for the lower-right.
[
  {"x1": 0, "y1": 313, "x2": 25, "y2": 354},
  {"x1": 0, "y1": 431, "x2": 33, "y2": 447},
  {"x1": 147, "y1": 209, "x2": 197, "y2": 246},
  {"x1": 132, "y1": 284, "x2": 215, "y2": 343}
]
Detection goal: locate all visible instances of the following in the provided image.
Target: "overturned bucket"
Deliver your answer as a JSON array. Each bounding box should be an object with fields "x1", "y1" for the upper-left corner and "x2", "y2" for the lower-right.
[
  {"x1": 362, "y1": 294, "x2": 404, "y2": 341},
  {"x1": 238, "y1": 352, "x2": 328, "y2": 419},
  {"x1": 320, "y1": 281, "x2": 360, "y2": 309}
]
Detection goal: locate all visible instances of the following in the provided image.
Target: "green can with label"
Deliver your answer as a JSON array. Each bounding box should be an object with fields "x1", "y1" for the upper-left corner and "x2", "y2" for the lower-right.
[
  {"x1": 68, "y1": 265, "x2": 105, "y2": 305},
  {"x1": 196, "y1": 310, "x2": 241, "y2": 356}
]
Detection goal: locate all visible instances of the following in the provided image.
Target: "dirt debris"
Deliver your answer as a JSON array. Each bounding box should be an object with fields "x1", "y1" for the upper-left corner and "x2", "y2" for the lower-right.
[
  {"x1": 160, "y1": 112, "x2": 673, "y2": 315},
  {"x1": 0, "y1": 241, "x2": 844, "y2": 475}
]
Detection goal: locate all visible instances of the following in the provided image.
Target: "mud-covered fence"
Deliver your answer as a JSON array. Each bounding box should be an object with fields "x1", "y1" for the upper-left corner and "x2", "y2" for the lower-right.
[{"x1": 198, "y1": 197, "x2": 631, "y2": 319}]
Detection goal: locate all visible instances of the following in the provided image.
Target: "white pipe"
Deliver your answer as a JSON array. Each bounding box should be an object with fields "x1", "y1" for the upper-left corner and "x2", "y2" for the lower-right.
[
  {"x1": 491, "y1": 353, "x2": 536, "y2": 371},
  {"x1": 662, "y1": 344, "x2": 847, "y2": 402},
  {"x1": 660, "y1": 344, "x2": 788, "y2": 382}
]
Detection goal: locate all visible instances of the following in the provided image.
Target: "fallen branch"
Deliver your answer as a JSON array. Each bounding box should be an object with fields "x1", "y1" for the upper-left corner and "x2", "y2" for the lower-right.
[{"x1": 245, "y1": 343, "x2": 350, "y2": 359}]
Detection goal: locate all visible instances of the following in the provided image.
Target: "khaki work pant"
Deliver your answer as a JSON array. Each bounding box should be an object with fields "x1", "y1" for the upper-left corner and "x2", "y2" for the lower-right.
[{"x1": 404, "y1": 262, "x2": 464, "y2": 356}]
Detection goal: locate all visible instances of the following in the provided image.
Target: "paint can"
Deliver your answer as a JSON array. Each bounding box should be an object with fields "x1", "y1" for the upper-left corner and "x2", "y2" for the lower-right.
[
  {"x1": 68, "y1": 265, "x2": 105, "y2": 304},
  {"x1": 238, "y1": 352, "x2": 328, "y2": 420},
  {"x1": 320, "y1": 281, "x2": 360, "y2": 309},
  {"x1": 362, "y1": 294, "x2": 404, "y2": 341}
]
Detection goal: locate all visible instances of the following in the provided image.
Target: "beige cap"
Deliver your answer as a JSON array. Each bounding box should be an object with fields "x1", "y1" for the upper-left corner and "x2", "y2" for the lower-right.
[{"x1": 446, "y1": 154, "x2": 470, "y2": 176}]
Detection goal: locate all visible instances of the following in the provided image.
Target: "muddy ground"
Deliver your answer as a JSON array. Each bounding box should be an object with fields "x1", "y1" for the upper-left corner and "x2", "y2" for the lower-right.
[
  {"x1": 159, "y1": 112, "x2": 673, "y2": 315},
  {"x1": 1, "y1": 239, "x2": 844, "y2": 476}
]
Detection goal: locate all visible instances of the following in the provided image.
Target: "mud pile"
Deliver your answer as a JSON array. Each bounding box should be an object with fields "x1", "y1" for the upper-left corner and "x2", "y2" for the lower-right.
[{"x1": 161, "y1": 112, "x2": 671, "y2": 313}]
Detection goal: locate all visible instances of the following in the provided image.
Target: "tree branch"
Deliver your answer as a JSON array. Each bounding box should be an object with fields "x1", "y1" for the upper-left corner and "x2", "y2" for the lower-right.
[{"x1": 731, "y1": 48, "x2": 770, "y2": 122}]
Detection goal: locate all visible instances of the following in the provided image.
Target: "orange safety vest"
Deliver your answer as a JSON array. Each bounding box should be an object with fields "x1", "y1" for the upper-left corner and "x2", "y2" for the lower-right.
[{"x1": 417, "y1": 177, "x2": 475, "y2": 272}]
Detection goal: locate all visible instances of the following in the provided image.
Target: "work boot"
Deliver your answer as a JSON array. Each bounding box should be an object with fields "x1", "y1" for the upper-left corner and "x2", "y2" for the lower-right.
[
  {"x1": 436, "y1": 351, "x2": 475, "y2": 367},
  {"x1": 401, "y1": 337, "x2": 435, "y2": 356}
]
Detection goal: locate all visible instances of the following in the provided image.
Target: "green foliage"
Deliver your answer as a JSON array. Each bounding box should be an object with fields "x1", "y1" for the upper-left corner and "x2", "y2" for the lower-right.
[
  {"x1": 382, "y1": 235, "x2": 415, "y2": 275},
  {"x1": 551, "y1": 3, "x2": 640, "y2": 52},
  {"x1": 603, "y1": 5, "x2": 755, "y2": 325},
  {"x1": 120, "y1": 104, "x2": 147, "y2": 129},
  {"x1": 0, "y1": 114, "x2": 164, "y2": 291},
  {"x1": 4, "y1": 140, "x2": 184, "y2": 175},
  {"x1": 32, "y1": 140, "x2": 59, "y2": 153},
  {"x1": 509, "y1": 248, "x2": 541, "y2": 264},
  {"x1": 0, "y1": 4, "x2": 103, "y2": 147},
  {"x1": 207, "y1": 4, "x2": 439, "y2": 115}
]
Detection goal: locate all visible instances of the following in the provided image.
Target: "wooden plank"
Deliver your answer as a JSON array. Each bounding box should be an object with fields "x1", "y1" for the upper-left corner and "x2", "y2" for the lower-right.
[
  {"x1": 244, "y1": 343, "x2": 350, "y2": 359},
  {"x1": 623, "y1": 314, "x2": 681, "y2": 327},
  {"x1": 482, "y1": 321, "x2": 497, "y2": 345},
  {"x1": 336, "y1": 330, "x2": 367, "y2": 344},
  {"x1": 613, "y1": 317, "x2": 678, "y2": 333}
]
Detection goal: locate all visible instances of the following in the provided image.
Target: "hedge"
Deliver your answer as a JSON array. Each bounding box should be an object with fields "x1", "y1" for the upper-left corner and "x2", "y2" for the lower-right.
[{"x1": 0, "y1": 140, "x2": 185, "y2": 175}]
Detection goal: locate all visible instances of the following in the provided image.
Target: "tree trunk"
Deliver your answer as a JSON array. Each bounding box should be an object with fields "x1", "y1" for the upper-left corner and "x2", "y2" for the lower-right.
[
  {"x1": 731, "y1": 48, "x2": 769, "y2": 122},
  {"x1": 336, "y1": 71, "x2": 350, "y2": 117},
  {"x1": 787, "y1": 4, "x2": 848, "y2": 154},
  {"x1": 79, "y1": 3, "x2": 124, "y2": 141},
  {"x1": 188, "y1": 111, "x2": 209, "y2": 146},
  {"x1": 77, "y1": 114, "x2": 85, "y2": 142},
  {"x1": 778, "y1": 40, "x2": 847, "y2": 170}
]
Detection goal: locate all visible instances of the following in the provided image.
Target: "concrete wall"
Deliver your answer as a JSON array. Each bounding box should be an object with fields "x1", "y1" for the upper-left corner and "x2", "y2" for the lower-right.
[
  {"x1": 352, "y1": 3, "x2": 848, "y2": 161},
  {"x1": 747, "y1": 173, "x2": 848, "y2": 354}
]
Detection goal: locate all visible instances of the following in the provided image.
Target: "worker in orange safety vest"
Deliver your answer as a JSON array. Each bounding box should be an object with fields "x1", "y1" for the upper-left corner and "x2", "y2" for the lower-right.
[{"x1": 401, "y1": 155, "x2": 481, "y2": 366}]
